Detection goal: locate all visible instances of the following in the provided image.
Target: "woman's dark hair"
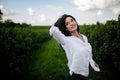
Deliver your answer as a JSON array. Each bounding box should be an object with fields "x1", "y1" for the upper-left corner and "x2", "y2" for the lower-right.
[{"x1": 54, "y1": 14, "x2": 79, "y2": 36}]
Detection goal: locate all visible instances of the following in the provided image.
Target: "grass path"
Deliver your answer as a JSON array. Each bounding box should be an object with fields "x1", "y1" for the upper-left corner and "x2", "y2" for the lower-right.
[{"x1": 28, "y1": 38, "x2": 68, "y2": 80}]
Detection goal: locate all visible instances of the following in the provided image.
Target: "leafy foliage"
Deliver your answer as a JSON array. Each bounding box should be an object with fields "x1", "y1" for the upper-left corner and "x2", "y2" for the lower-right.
[
  {"x1": 0, "y1": 9, "x2": 3, "y2": 21},
  {"x1": 80, "y1": 14, "x2": 120, "y2": 80},
  {"x1": 0, "y1": 20, "x2": 50, "y2": 80}
]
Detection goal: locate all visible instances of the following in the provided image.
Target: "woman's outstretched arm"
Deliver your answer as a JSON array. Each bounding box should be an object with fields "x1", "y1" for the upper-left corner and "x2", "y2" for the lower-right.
[{"x1": 49, "y1": 25, "x2": 66, "y2": 45}]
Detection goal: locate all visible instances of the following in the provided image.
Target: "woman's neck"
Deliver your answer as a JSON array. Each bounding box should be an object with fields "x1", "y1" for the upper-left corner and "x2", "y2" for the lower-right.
[
  {"x1": 71, "y1": 30, "x2": 79, "y2": 37},
  {"x1": 71, "y1": 30, "x2": 85, "y2": 42}
]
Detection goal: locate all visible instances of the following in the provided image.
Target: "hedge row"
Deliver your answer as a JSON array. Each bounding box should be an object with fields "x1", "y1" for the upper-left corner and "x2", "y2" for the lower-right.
[
  {"x1": 80, "y1": 18, "x2": 120, "y2": 80},
  {"x1": 0, "y1": 21, "x2": 50, "y2": 80}
]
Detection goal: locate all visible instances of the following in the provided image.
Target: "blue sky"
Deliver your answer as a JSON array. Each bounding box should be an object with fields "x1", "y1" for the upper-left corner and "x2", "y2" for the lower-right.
[{"x1": 0, "y1": 0, "x2": 120, "y2": 25}]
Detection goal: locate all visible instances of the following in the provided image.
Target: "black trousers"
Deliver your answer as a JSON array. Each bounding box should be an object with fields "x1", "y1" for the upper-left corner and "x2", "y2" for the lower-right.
[
  {"x1": 65, "y1": 72, "x2": 88, "y2": 80},
  {"x1": 71, "y1": 72, "x2": 88, "y2": 80}
]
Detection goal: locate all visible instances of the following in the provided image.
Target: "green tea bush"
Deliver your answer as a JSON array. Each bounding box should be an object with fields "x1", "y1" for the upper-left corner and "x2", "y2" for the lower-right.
[
  {"x1": 0, "y1": 22, "x2": 50, "y2": 80},
  {"x1": 80, "y1": 17, "x2": 120, "y2": 80}
]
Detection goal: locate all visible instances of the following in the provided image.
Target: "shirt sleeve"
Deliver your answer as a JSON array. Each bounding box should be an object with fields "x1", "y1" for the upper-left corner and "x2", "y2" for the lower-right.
[
  {"x1": 49, "y1": 25, "x2": 66, "y2": 45},
  {"x1": 89, "y1": 53, "x2": 100, "y2": 72}
]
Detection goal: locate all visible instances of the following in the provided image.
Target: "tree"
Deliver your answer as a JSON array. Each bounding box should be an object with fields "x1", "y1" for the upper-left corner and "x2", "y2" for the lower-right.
[
  {"x1": 0, "y1": 9, "x2": 3, "y2": 21},
  {"x1": 118, "y1": 14, "x2": 120, "y2": 21},
  {"x1": 3, "y1": 19, "x2": 16, "y2": 28}
]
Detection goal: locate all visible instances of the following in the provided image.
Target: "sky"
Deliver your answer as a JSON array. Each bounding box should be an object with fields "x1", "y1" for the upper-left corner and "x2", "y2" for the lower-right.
[{"x1": 0, "y1": 0, "x2": 120, "y2": 25}]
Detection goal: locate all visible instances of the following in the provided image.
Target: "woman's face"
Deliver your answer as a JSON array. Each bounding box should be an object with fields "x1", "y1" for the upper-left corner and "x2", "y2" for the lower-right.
[{"x1": 65, "y1": 17, "x2": 77, "y2": 33}]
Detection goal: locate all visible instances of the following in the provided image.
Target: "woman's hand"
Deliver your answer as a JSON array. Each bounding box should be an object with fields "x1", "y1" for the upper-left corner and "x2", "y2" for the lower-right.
[
  {"x1": 90, "y1": 59, "x2": 100, "y2": 72},
  {"x1": 94, "y1": 62, "x2": 99, "y2": 68},
  {"x1": 94, "y1": 62, "x2": 100, "y2": 72}
]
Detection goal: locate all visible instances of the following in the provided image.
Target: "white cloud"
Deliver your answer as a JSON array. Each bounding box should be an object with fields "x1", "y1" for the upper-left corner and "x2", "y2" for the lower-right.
[
  {"x1": 2, "y1": 6, "x2": 48, "y2": 25},
  {"x1": 3, "y1": 14, "x2": 48, "y2": 25},
  {"x1": 27, "y1": 8, "x2": 35, "y2": 16},
  {"x1": 26, "y1": 8, "x2": 47, "y2": 25},
  {"x1": 38, "y1": 14, "x2": 46, "y2": 21},
  {"x1": 0, "y1": 5, "x2": 15, "y2": 16},
  {"x1": 0, "y1": 5, "x2": 4, "y2": 9},
  {"x1": 73, "y1": 0, "x2": 93, "y2": 11},
  {"x1": 112, "y1": 6, "x2": 120, "y2": 14},
  {"x1": 23, "y1": 14, "x2": 47, "y2": 25},
  {"x1": 97, "y1": 10, "x2": 103, "y2": 16},
  {"x1": 70, "y1": 0, "x2": 120, "y2": 11}
]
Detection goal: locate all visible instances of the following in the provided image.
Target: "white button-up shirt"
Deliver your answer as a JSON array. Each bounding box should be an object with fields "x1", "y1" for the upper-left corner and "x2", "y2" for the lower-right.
[{"x1": 49, "y1": 26, "x2": 100, "y2": 77}]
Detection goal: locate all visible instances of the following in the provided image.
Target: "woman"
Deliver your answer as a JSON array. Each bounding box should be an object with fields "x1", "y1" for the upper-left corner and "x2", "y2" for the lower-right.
[{"x1": 49, "y1": 14, "x2": 100, "y2": 80}]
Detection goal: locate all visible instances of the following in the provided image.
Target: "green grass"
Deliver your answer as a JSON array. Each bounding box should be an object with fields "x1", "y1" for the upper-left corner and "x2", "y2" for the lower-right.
[
  {"x1": 29, "y1": 26, "x2": 50, "y2": 32},
  {"x1": 27, "y1": 38, "x2": 68, "y2": 80}
]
